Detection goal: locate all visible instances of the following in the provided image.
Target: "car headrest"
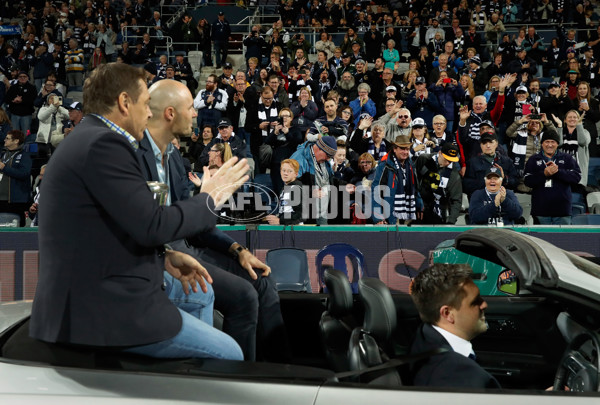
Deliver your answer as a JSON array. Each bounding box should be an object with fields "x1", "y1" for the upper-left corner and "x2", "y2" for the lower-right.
[
  {"x1": 359, "y1": 277, "x2": 397, "y2": 344},
  {"x1": 324, "y1": 268, "x2": 354, "y2": 318}
]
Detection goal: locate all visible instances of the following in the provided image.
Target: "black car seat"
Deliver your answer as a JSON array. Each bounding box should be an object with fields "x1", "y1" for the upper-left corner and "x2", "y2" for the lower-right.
[
  {"x1": 319, "y1": 268, "x2": 357, "y2": 372},
  {"x1": 347, "y1": 277, "x2": 402, "y2": 386}
]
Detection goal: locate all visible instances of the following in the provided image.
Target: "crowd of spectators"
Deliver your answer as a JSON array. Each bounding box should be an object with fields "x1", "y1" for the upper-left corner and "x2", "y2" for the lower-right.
[{"x1": 1, "y1": 0, "x2": 600, "y2": 226}]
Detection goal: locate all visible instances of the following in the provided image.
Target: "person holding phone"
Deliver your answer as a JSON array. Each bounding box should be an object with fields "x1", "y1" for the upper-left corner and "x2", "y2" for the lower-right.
[
  {"x1": 430, "y1": 70, "x2": 464, "y2": 132},
  {"x1": 37, "y1": 93, "x2": 70, "y2": 151}
]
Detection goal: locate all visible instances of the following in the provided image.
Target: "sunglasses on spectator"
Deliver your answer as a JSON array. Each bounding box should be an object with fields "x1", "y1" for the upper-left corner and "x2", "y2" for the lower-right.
[{"x1": 397, "y1": 115, "x2": 410, "y2": 119}]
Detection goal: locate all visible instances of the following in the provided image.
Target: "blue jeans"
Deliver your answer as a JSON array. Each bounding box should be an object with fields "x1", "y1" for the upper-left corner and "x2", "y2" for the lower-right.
[
  {"x1": 536, "y1": 216, "x2": 572, "y2": 225},
  {"x1": 164, "y1": 271, "x2": 213, "y2": 325},
  {"x1": 10, "y1": 114, "x2": 32, "y2": 134},
  {"x1": 124, "y1": 308, "x2": 243, "y2": 360}
]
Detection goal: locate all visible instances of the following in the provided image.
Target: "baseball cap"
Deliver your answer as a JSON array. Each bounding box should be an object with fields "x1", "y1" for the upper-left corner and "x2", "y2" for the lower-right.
[
  {"x1": 485, "y1": 167, "x2": 502, "y2": 178},
  {"x1": 411, "y1": 117, "x2": 426, "y2": 128},
  {"x1": 480, "y1": 132, "x2": 497, "y2": 143},
  {"x1": 469, "y1": 56, "x2": 481, "y2": 65},
  {"x1": 223, "y1": 62, "x2": 233, "y2": 69},
  {"x1": 441, "y1": 143, "x2": 459, "y2": 162},
  {"x1": 218, "y1": 11, "x2": 224, "y2": 16},
  {"x1": 68, "y1": 102, "x2": 83, "y2": 111},
  {"x1": 516, "y1": 85, "x2": 528, "y2": 93},
  {"x1": 386, "y1": 85, "x2": 397, "y2": 92},
  {"x1": 217, "y1": 118, "x2": 233, "y2": 128},
  {"x1": 480, "y1": 120, "x2": 495, "y2": 131},
  {"x1": 548, "y1": 81, "x2": 561, "y2": 88},
  {"x1": 415, "y1": 76, "x2": 426, "y2": 84}
]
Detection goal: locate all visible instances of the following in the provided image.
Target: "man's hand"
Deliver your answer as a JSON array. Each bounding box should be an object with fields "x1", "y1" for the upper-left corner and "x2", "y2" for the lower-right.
[
  {"x1": 544, "y1": 161, "x2": 559, "y2": 176},
  {"x1": 200, "y1": 157, "x2": 250, "y2": 207},
  {"x1": 458, "y1": 105, "x2": 470, "y2": 123},
  {"x1": 164, "y1": 250, "x2": 212, "y2": 294},
  {"x1": 237, "y1": 248, "x2": 271, "y2": 280}
]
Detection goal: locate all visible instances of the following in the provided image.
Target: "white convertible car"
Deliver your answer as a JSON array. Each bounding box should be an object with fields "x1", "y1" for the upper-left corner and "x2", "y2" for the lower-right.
[{"x1": 0, "y1": 228, "x2": 599, "y2": 404}]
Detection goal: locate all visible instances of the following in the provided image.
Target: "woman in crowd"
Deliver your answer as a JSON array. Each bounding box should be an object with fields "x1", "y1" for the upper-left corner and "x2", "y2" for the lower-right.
[
  {"x1": 291, "y1": 87, "x2": 319, "y2": 134},
  {"x1": 315, "y1": 31, "x2": 336, "y2": 59},
  {"x1": 430, "y1": 71, "x2": 464, "y2": 131},
  {"x1": 429, "y1": 114, "x2": 455, "y2": 151},
  {"x1": 350, "y1": 83, "x2": 376, "y2": 126},
  {"x1": 197, "y1": 18, "x2": 212, "y2": 67},
  {"x1": 88, "y1": 46, "x2": 107, "y2": 71},
  {"x1": 265, "y1": 108, "x2": 303, "y2": 194},
  {"x1": 558, "y1": 110, "x2": 591, "y2": 187},
  {"x1": 572, "y1": 81, "x2": 600, "y2": 162},
  {"x1": 400, "y1": 69, "x2": 419, "y2": 100},
  {"x1": 339, "y1": 105, "x2": 355, "y2": 132},
  {"x1": 349, "y1": 116, "x2": 389, "y2": 162},
  {"x1": 37, "y1": 93, "x2": 70, "y2": 151},
  {"x1": 332, "y1": 140, "x2": 354, "y2": 183},
  {"x1": 409, "y1": 117, "x2": 435, "y2": 159},
  {"x1": 383, "y1": 39, "x2": 400, "y2": 70},
  {"x1": 264, "y1": 159, "x2": 303, "y2": 225},
  {"x1": 459, "y1": 74, "x2": 475, "y2": 108}
]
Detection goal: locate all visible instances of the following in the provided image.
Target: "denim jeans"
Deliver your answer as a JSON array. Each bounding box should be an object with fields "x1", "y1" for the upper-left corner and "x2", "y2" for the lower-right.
[
  {"x1": 124, "y1": 308, "x2": 243, "y2": 360},
  {"x1": 536, "y1": 216, "x2": 572, "y2": 225},
  {"x1": 10, "y1": 114, "x2": 32, "y2": 134},
  {"x1": 164, "y1": 271, "x2": 213, "y2": 325}
]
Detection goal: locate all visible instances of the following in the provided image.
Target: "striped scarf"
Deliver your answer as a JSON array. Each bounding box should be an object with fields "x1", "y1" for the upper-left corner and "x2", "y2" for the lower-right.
[
  {"x1": 560, "y1": 127, "x2": 579, "y2": 162},
  {"x1": 257, "y1": 103, "x2": 279, "y2": 137},
  {"x1": 511, "y1": 124, "x2": 542, "y2": 177},
  {"x1": 367, "y1": 138, "x2": 387, "y2": 161},
  {"x1": 390, "y1": 154, "x2": 417, "y2": 220}
]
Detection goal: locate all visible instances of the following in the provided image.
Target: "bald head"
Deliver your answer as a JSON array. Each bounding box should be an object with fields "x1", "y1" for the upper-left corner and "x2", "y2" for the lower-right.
[
  {"x1": 148, "y1": 79, "x2": 191, "y2": 118},
  {"x1": 147, "y1": 80, "x2": 197, "y2": 147}
]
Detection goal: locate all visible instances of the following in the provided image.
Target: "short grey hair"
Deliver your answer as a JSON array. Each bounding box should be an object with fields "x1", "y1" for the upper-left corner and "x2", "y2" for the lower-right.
[{"x1": 357, "y1": 83, "x2": 371, "y2": 93}]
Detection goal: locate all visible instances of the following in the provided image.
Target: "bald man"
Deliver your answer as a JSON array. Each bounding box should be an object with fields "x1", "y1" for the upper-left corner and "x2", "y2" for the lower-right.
[{"x1": 137, "y1": 80, "x2": 290, "y2": 363}]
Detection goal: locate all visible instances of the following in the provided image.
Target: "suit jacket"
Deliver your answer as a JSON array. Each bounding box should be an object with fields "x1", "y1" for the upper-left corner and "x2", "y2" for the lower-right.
[
  {"x1": 30, "y1": 115, "x2": 218, "y2": 347},
  {"x1": 136, "y1": 132, "x2": 235, "y2": 254},
  {"x1": 410, "y1": 323, "x2": 501, "y2": 389}
]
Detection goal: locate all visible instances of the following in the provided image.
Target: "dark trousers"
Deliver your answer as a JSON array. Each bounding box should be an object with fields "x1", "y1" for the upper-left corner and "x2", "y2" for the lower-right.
[
  {"x1": 169, "y1": 239, "x2": 290, "y2": 362},
  {"x1": 214, "y1": 41, "x2": 228, "y2": 67}
]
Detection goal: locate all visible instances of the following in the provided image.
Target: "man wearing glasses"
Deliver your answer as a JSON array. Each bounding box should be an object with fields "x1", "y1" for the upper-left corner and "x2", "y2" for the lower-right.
[
  {"x1": 194, "y1": 74, "x2": 228, "y2": 129},
  {"x1": 381, "y1": 107, "x2": 412, "y2": 142}
]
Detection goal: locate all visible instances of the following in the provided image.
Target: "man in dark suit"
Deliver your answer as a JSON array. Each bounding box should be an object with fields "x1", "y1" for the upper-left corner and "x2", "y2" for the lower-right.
[
  {"x1": 137, "y1": 79, "x2": 289, "y2": 362},
  {"x1": 409, "y1": 263, "x2": 501, "y2": 389},
  {"x1": 29, "y1": 63, "x2": 249, "y2": 360}
]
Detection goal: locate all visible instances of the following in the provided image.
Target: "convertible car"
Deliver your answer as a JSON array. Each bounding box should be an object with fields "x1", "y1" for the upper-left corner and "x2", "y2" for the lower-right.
[{"x1": 0, "y1": 228, "x2": 599, "y2": 403}]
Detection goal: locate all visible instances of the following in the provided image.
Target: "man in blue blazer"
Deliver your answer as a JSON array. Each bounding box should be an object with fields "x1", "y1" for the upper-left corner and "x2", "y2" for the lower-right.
[
  {"x1": 30, "y1": 63, "x2": 249, "y2": 360},
  {"x1": 137, "y1": 79, "x2": 289, "y2": 362},
  {"x1": 409, "y1": 263, "x2": 501, "y2": 389}
]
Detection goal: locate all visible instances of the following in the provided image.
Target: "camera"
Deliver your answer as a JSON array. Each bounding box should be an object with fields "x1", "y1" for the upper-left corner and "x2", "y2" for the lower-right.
[
  {"x1": 529, "y1": 114, "x2": 542, "y2": 120},
  {"x1": 443, "y1": 78, "x2": 451, "y2": 84},
  {"x1": 276, "y1": 117, "x2": 284, "y2": 125},
  {"x1": 252, "y1": 30, "x2": 257, "y2": 36},
  {"x1": 56, "y1": 96, "x2": 62, "y2": 105}
]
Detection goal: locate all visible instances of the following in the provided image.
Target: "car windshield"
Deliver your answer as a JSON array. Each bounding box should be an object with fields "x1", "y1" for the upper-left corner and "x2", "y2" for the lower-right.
[{"x1": 563, "y1": 251, "x2": 600, "y2": 279}]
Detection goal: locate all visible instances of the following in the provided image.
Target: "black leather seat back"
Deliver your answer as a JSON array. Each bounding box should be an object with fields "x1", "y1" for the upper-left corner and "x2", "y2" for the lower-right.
[
  {"x1": 359, "y1": 277, "x2": 397, "y2": 356},
  {"x1": 319, "y1": 268, "x2": 356, "y2": 372},
  {"x1": 346, "y1": 277, "x2": 402, "y2": 386}
]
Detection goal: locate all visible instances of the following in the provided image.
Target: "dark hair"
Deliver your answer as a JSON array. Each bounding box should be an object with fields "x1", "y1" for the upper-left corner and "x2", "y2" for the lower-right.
[
  {"x1": 83, "y1": 63, "x2": 146, "y2": 116},
  {"x1": 7, "y1": 129, "x2": 25, "y2": 145},
  {"x1": 410, "y1": 263, "x2": 473, "y2": 324},
  {"x1": 201, "y1": 125, "x2": 216, "y2": 138}
]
